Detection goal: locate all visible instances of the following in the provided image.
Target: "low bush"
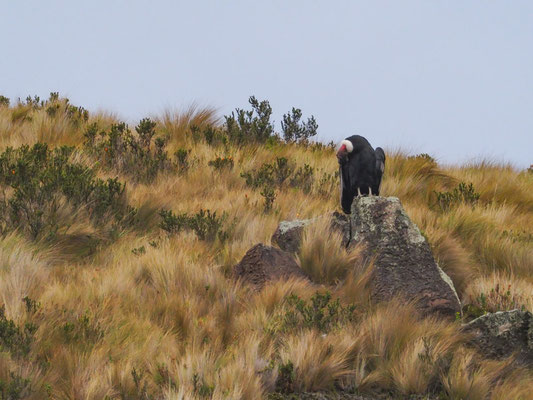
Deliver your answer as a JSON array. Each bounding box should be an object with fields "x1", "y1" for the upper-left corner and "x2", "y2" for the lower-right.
[
  {"x1": 84, "y1": 118, "x2": 178, "y2": 182},
  {"x1": 224, "y1": 96, "x2": 275, "y2": 145},
  {"x1": 208, "y1": 156, "x2": 234, "y2": 171},
  {"x1": 0, "y1": 143, "x2": 136, "y2": 240},
  {"x1": 282, "y1": 292, "x2": 356, "y2": 333},
  {"x1": 0, "y1": 305, "x2": 36, "y2": 359},
  {"x1": 159, "y1": 209, "x2": 229, "y2": 242},
  {"x1": 174, "y1": 148, "x2": 191, "y2": 172},
  {"x1": 266, "y1": 292, "x2": 356, "y2": 336},
  {"x1": 0, "y1": 372, "x2": 31, "y2": 400},
  {"x1": 434, "y1": 182, "x2": 480, "y2": 212},
  {"x1": 241, "y1": 157, "x2": 315, "y2": 192},
  {"x1": 281, "y1": 107, "x2": 318, "y2": 144}
]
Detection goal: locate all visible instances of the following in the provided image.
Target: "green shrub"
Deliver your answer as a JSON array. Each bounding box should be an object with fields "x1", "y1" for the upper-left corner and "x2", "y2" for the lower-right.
[
  {"x1": 191, "y1": 125, "x2": 228, "y2": 146},
  {"x1": 434, "y1": 182, "x2": 480, "y2": 212},
  {"x1": 224, "y1": 96, "x2": 274, "y2": 144},
  {"x1": 84, "y1": 118, "x2": 175, "y2": 182},
  {"x1": 408, "y1": 153, "x2": 436, "y2": 164},
  {"x1": 316, "y1": 170, "x2": 339, "y2": 198},
  {"x1": 192, "y1": 373, "x2": 214, "y2": 398},
  {"x1": 208, "y1": 156, "x2": 234, "y2": 171},
  {"x1": 275, "y1": 361, "x2": 295, "y2": 394},
  {"x1": 289, "y1": 164, "x2": 314, "y2": 193},
  {"x1": 62, "y1": 310, "x2": 104, "y2": 345},
  {"x1": 0, "y1": 143, "x2": 136, "y2": 241},
  {"x1": 16, "y1": 92, "x2": 90, "y2": 125},
  {"x1": 241, "y1": 157, "x2": 292, "y2": 189},
  {"x1": 260, "y1": 186, "x2": 276, "y2": 213},
  {"x1": 281, "y1": 292, "x2": 355, "y2": 334},
  {"x1": 0, "y1": 95, "x2": 9, "y2": 107},
  {"x1": 159, "y1": 209, "x2": 229, "y2": 242},
  {"x1": 174, "y1": 148, "x2": 191, "y2": 172},
  {"x1": 281, "y1": 107, "x2": 318, "y2": 143},
  {"x1": 0, "y1": 372, "x2": 31, "y2": 400},
  {"x1": 0, "y1": 305, "x2": 36, "y2": 359}
]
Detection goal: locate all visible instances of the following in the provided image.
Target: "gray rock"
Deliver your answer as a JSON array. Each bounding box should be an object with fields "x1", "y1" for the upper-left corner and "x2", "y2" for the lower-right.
[
  {"x1": 271, "y1": 212, "x2": 351, "y2": 254},
  {"x1": 271, "y1": 219, "x2": 314, "y2": 253},
  {"x1": 463, "y1": 309, "x2": 533, "y2": 365},
  {"x1": 348, "y1": 196, "x2": 461, "y2": 319},
  {"x1": 234, "y1": 244, "x2": 309, "y2": 289}
]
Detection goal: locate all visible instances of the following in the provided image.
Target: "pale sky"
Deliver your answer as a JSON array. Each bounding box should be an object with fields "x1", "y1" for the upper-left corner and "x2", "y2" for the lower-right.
[{"x1": 2, "y1": 1, "x2": 532, "y2": 167}]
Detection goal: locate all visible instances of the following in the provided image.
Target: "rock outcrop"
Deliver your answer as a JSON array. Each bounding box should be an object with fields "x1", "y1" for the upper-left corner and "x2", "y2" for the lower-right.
[
  {"x1": 271, "y1": 196, "x2": 461, "y2": 319},
  {"x1": 349, "y1": 196, "x2": 461, "y2": 319},
  {"x1": 233, "y1": 244, "x2": 309, "y2": 289},
  {"x1": 463, "y1": 309, "x2": 533, "y2": 365},
  {"x1": 271, "y1": 218, "x2": 314, "y2": 253}
]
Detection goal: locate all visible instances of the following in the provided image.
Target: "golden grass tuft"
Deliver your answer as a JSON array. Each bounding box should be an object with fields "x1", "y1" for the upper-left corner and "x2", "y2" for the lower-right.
[{"x1": 298, "y1": 216, "x2": 363, "y2": 285}]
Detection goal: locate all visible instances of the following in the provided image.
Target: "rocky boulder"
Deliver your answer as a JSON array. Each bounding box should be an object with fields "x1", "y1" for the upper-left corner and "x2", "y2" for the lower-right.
[
  {"x1": 463, "y1": 309, "x2": 533, "y2": 365},
  {"x1": 271, "y1": 218, "x2": 314, "y2": 253},
  {"x1": 349, "y1": 196, "x2": 461, "y2": 319},
  {"x1": 271, "y1": 212, "x2": 350, "y2": 253},
  {"x1": 234, "y1": 244, "x2": 309, "y2": 289}
]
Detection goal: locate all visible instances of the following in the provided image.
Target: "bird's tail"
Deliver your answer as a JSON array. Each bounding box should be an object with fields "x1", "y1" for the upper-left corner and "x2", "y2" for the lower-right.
[{"x1": 375, "y1": 147, "x2": 386, "y2": 163}]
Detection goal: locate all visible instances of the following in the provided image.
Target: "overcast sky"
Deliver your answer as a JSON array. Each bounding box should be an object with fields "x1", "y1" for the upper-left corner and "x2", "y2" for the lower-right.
[{"x1": 2, "y1": 1, "x2": 532, "y2": 167}]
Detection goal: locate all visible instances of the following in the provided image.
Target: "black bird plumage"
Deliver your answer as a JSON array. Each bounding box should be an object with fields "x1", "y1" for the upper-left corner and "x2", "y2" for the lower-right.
[{"x1": 337, "y1": 135, "x2": 386, "y2": 214}]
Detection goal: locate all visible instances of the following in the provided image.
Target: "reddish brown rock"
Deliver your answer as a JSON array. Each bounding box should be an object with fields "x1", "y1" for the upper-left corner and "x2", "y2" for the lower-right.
[{"x1": 234, "y1": 244, "x2": 309, "y2": 289}]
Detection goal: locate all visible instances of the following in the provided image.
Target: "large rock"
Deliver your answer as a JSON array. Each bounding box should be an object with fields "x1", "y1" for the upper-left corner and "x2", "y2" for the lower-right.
[
  {"x1": 349, "y1": 196, "x2": 461, "y2": 319},
  {"x1": 234, "y1": 244, "x2": 309, "y2": 289},
  {"x1": 271, "y1": 212, "x2": 350, "y2": 253},
  {"x1": 463, "y1": 310, "x2": 533, "y2": 365}
]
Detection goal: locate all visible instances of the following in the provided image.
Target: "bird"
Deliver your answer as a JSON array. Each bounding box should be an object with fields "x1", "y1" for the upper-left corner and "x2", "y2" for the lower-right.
[{"x1": 336, "y1": 135, "x2": 386, "y2": 214}]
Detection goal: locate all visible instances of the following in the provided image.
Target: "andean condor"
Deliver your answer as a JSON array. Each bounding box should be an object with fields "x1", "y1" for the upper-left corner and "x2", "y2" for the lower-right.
[{"x1": 337, "y1": 135, "x2": 386, "y2": 214}]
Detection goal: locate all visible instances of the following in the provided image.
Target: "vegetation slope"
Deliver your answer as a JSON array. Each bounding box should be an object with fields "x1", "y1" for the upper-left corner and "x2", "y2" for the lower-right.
[{"x1": 0, "y1": 93, "x2": 531, "y2": 399}]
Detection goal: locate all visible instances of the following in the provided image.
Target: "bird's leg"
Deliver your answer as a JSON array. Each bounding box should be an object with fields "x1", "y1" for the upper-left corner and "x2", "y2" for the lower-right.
[
  {"x1": 369, "y1": 187, "x2": 373, "y2": 196},
  {"x1": 357, "y1": 187, "x2": 362, "y2": 197}
]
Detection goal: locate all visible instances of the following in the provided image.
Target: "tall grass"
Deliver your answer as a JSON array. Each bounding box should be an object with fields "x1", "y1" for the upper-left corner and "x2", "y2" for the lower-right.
[{"x1": 0, "y1": 95, "x2": 531, "y2": 398}]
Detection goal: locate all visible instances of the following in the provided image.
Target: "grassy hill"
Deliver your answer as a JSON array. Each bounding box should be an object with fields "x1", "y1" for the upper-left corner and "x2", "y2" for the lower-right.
[{"x1": 0, "y1": 93, "x2": 531, "y2": 399}]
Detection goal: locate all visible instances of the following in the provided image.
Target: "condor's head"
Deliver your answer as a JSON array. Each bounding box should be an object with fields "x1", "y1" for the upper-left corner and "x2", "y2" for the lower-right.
[{"x1": 336, "y1": 139, "x2": 353, "y2": 164}]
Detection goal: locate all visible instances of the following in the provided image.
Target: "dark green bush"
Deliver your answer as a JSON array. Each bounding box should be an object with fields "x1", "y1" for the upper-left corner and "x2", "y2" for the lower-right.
[
  {"x1": 289, "y1": 164, "x2": 314, "y2": 193},
  {"x1": 159, "y1": 209, "x2": 229, "y2": 242},
  {"x1": 434, "y1": 182, "x2": 480, "y2": 212},
  {"x1": 16, "y1": 92, "x2": 90, "y2": 125},
  {"x1": 191, "y1": 125, "x2": 228, "y2": 147},
  {"x1": 408, "y1": 153, "x2": 436, "y2": 164},
  {"x1": 208, "y1": 156, "x2": 234, "y2": 171},
  {"x1": 0, "y1": 95, "x2": 9, "y2": 107},
  {"x1": 174, "y1": 148, "x2": 191, "y2": 172},
  {"x1": 0, "y1": 372, "x2": 31, "y2": 400},
  {"x1": 84, "y1": 118, "x2": 176, "y2": 182},
  {"x1": 281, "y1": 107, "x2": 318, "y2": 143},
  {"x1": 0, "y1": 305, "x2": 36, "y2": 359},
  {"x1": 224, "y1": 96, "x2": 274, "y2": 144},
  {"x1": 241, "y1": 157, "x2": 292, "y2": 189},
  {"x1": 275, "y1": 361, "x2": 295, "y2": 394},
  {"x1": 62, "y1": 310, "x2": 104, "y2": 345},
  {"x1": 0, "y1": 143, "x2": 136, "y2": 241},
  {"x1": 282, "y1": 292, "x2": 355, "y2": 333},
  {"x1": 260, "y1": 186, "x2": 276, "y2": 213},
  {"x1": 316, "y1": 170, "x2": 339, "y2": 198}
]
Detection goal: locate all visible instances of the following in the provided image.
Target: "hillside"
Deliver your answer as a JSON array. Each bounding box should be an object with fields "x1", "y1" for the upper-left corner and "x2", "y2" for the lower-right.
[{"x1": 0, "y1": 93, "x2": 532, "y2": 399}]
